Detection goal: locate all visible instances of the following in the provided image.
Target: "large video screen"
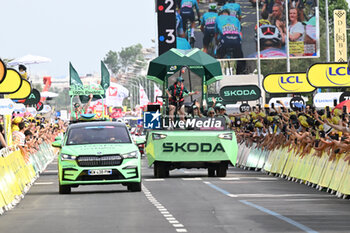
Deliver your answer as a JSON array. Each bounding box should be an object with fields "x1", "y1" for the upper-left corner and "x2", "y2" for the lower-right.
[{"x1": 174, "y1": 0, "x2": 319, "y2": 59}]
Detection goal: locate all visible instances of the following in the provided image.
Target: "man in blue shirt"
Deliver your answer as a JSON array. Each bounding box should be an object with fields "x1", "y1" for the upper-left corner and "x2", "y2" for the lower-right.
[
  {"x1": 201, "y1": 3, "x2": 218, "y2": 53},
  {"x1": 176, "y1": 12, "x2": 185, "y2": 38},
  {"x1": 215, "y1": 9, "x2": 243, "y2": 59},
  {"x1": 221, "y1": 0, "x2": 242, "y2": 21}
]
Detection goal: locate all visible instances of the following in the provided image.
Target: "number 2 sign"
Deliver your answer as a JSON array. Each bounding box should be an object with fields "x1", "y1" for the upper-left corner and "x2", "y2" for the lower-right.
[{"x1": 157, "y1": 0, "x2": 176, "y2": 55}]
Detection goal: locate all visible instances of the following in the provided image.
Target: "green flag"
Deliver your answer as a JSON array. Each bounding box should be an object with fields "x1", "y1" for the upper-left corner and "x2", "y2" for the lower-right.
[
  {"x1": 69, "y1": 62, "x2": 89, "y2": 103},
  {"x1": 69, "y1": 62, "x2": 83, "y2": 86},
  {"x1": 101, "y1": 61, "x2": 110, "y2": 98}
]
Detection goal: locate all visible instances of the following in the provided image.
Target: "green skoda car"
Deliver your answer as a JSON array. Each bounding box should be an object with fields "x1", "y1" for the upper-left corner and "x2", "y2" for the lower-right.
[{"x1": 52, "y1": 121, "x2": 141, "y2": 194}]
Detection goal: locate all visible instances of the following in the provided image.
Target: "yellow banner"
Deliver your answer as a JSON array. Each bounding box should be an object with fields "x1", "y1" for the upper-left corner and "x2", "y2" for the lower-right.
[
  {"x1": 263, "y1": 73, "x2": 315, "y2": 93},
  {"x1": 8, "y1": 79, "x2": 32, "y2": 100},
  {"x1": 4, "y1": 115, "x2": 12, "y2": 146},
  {"x1": 334, "y1": 10, "x2": 347, "y2": 62},
  {"x1": 0, "y1": 69, "x2": 22, "y2": 94},
  {"x1": 307, "y1": 62, "x2": 350, "y2": 87},
  {"x1": 289, "y1": 41, "x2": 304, "y2": 56}
]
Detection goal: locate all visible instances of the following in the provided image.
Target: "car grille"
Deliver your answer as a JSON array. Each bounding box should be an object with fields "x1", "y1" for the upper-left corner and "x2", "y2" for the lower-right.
[{"x1": 77, "y1": 155, "x2": 122, "y2": 167}]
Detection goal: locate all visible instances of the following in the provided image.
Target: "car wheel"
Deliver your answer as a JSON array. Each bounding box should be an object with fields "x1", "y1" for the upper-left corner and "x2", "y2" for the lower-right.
[
  {"x1": 216, "y1": 162, "x2": 228, "y2": 177},
  {"x1": 128, "y1": 182, "x2": 142, "y2": 192},
  {"x1": 59, "y1": 185, "x2": 71, "y2": 194},
  {"x1": 208, "y1": 168, "x2": 216, "y2": 177},
  {"x1": 156, "y1": 162, "x2": 169, "y2": 178}
]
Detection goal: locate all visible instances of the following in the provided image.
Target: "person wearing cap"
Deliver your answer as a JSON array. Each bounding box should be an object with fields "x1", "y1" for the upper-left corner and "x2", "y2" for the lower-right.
[
  {"x1": 207, "y1": 107, "x2": 216, "y2": 118},
  {"x1": 70, "y1": 94, "x2": 93, "y2": 121},
  {"x1": 19, "y1": 64, "x2": 28, "y2": 80},
  {"x1": 166, "y1": 76, "x2": 199, "y2": 122},
  {"x1": 218, "y1": 105, "x2": 231, "y2": 127},
  {"x1": 192, "y1": 101, "x2": 203, "y2": 118}
]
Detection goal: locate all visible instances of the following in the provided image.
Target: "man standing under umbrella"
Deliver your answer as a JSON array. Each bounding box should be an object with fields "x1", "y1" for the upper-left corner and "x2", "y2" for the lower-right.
[
  {"x1": 19, "y1": 64, "x2": 29, "y2": 80},
  {"x1": 166, "y1": 76, "x2": 198, "y2": 123}
]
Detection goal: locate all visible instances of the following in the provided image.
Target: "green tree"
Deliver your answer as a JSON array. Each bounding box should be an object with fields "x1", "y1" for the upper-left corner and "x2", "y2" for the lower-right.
[
  {"x1": 103, "y1": 50, "x2": 120, "y2": 75},
  {"x1": 119, "y1": 44, "x2": 144, "y2": 72}
]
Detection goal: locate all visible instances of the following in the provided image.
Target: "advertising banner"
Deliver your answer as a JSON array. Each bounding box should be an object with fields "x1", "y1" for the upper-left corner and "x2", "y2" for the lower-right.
[
  {"x1": 313, "y1": 92, "x2": 342, "y2": 108},
  {"x1": 263, "y1": 73, "x2": 315, "y2": 94},
  {"x1": 334, "y1": 10, "x2": 347, "y2": 62},
  {"x1": 307, "y1": 63, "x2": 350, "y2": 88},
  {"x1": 219, "y1": 85, "x2": 261, "y2": 102},
  {"x1": 0, "y1": 99, "x2": 15, "y2": 115},
  {"x1": 105, "y1": 82, "x2": 129, "y2": 107}
]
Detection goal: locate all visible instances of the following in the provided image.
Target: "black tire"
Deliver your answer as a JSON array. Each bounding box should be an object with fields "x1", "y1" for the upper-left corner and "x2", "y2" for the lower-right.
[
  {"x1": 208, "y1": 168, "x2": 216, "y2": 177},
  {"x1": 59, "y1": 185, "x2": 71, "y2": 194},
  {"x1": 153, "y1": 164, "x2": 158, "y2": 177},
  {"x1": 127, "y1": 182, "x2": 142, "y2": 192},
  {"x1": 216, "y1": 162, "x2": 228, "y2": 177},
  {"x1": 154, "y1": 162, "x2": 168, "y2": 178}
]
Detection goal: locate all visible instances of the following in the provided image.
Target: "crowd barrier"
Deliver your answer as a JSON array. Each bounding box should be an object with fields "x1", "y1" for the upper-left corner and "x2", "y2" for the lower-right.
[
  {"x1": 237, "y1": 142, "x2": 350, "y2": 198},
  {"x1": 0, "y1": 143, "x2": 57, "y2": 215}
]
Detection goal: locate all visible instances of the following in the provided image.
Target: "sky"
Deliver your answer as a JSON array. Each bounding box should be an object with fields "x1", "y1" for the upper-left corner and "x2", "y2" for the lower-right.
[{"x1": 0, "y1": 0, "x2": 156, "y2": 78}]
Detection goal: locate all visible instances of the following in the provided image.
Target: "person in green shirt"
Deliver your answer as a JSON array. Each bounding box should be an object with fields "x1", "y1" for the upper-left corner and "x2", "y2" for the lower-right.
[
  {"x1": 70, "y1": 94, "x2": 93, "y2": 121},
  {"x1": 166, "y1": 76, "x2": 198, "y2": 122}
]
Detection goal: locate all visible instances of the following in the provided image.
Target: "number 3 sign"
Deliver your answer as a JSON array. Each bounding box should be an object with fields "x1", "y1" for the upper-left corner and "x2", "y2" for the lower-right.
[{"x1": 157, "y1": 0, "x2": 176, "y2": 55}]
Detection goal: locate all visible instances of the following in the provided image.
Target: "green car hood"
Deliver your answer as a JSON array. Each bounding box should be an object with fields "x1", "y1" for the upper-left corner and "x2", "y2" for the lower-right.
[{"x1": 61, "y1": 143, "x2": 139, "y2": 156}]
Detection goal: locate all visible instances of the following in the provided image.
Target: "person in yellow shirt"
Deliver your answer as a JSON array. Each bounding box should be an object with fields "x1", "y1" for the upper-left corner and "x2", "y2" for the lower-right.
[{"x1": 19, "y1": 64, "x2": 28, "y2": 80}]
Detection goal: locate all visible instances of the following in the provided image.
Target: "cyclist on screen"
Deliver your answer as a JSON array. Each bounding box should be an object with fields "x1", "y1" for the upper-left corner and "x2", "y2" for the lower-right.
[
  {"x1": 176, "y1": 11, "x2": 185, "y2": 38},
  {"x1": 215, "y1": 9, "x2": 243, "y2": 59},
  {"x1": 201, "y1": 3, "x2": 218, "y2": 54},
  {"x1": 180, "y1": 0, "x2": 201, "y2": 45},
  {"x1": 221, "y1": 0, "x2": 242, "y2": 21}
]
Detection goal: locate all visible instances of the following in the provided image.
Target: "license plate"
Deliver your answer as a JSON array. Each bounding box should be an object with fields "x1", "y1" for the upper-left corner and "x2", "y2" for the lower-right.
[{"x1": 88, "y1": 169, "x2": 112, "y2": 175}]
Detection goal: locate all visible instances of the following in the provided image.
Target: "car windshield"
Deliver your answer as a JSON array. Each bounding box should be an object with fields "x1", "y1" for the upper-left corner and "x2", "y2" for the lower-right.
[{"x1": 66, "y1": 125, "x2": 131, "y2": 145}]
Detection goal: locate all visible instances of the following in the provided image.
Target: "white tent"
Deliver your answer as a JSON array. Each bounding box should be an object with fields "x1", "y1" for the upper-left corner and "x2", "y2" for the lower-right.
[{"x1": 8, "y1": 54, "x2": 51, "y2": 66}]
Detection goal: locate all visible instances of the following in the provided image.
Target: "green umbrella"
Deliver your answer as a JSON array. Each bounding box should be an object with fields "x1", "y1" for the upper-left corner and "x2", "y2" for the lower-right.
[{"x1": 147, "y1": 48, "x2": 223, "y2": 85}]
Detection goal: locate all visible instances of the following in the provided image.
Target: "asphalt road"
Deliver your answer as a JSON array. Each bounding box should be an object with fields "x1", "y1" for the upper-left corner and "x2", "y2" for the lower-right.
[
  {"x1": 1, "y1": 157, "x2": 350, "y2": 233},
  {"x1": 193, "y1": 0, "x2": 257, "y2": 58}
]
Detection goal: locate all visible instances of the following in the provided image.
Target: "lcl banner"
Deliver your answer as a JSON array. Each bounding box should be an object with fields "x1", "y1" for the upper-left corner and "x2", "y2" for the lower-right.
[
  {"x1": 307, "y1": 63, "x2": 350, "y2": 88},
  {"x1": 263, "y1": 73, "x2": 315, "y2": 94}
]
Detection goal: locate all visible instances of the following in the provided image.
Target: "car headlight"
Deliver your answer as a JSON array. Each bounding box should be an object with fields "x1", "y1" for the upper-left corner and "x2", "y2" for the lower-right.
[
  {"x1": 152, "y1": 133, "x2": 167, "y2": 140},
  {"x1": 218, "y1": 133, "x2": 232, "y2": 140},
  {"x1": 121, "y1": 151, "x2": 139, "y2": 159},
  {"x1": 61, "y1": 154, "x2": 77, "y2": 161}
]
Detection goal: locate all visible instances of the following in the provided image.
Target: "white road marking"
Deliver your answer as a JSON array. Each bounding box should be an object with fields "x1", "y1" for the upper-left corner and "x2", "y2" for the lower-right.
[
  {"x1": 173, "y1": 224, "x2": 184, "y2": 228},
  {"x1": 227, "y1": 194, "x2": 238, "y2": 198},
  {"x1": 256, "y1": 177, "x2": 279, "y2": 181},
  {"x1": 182, "y1": 178, "x2": 202, "y2": 181},
  {"x1": 219, "y1": 178, "x2": 240, "y2": 181},
  {"x1": 144, "y1": 179, "x2": 164, "y2": 181},
  {"x1": 234, "y1": 194, "x2": 328, "y2": 198},
  {"x1": 34, "y1": 182, "x2": 54, "y2": 185},
  {"x1": 44, "y1": 170, "x2": 58, "y2": 173},
  {"x1": 176, "y1": 229, "x2": 187, "y2": 232},
  {"x1": 143, "y1": 184, "x2": 187, "y2": 232}
]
